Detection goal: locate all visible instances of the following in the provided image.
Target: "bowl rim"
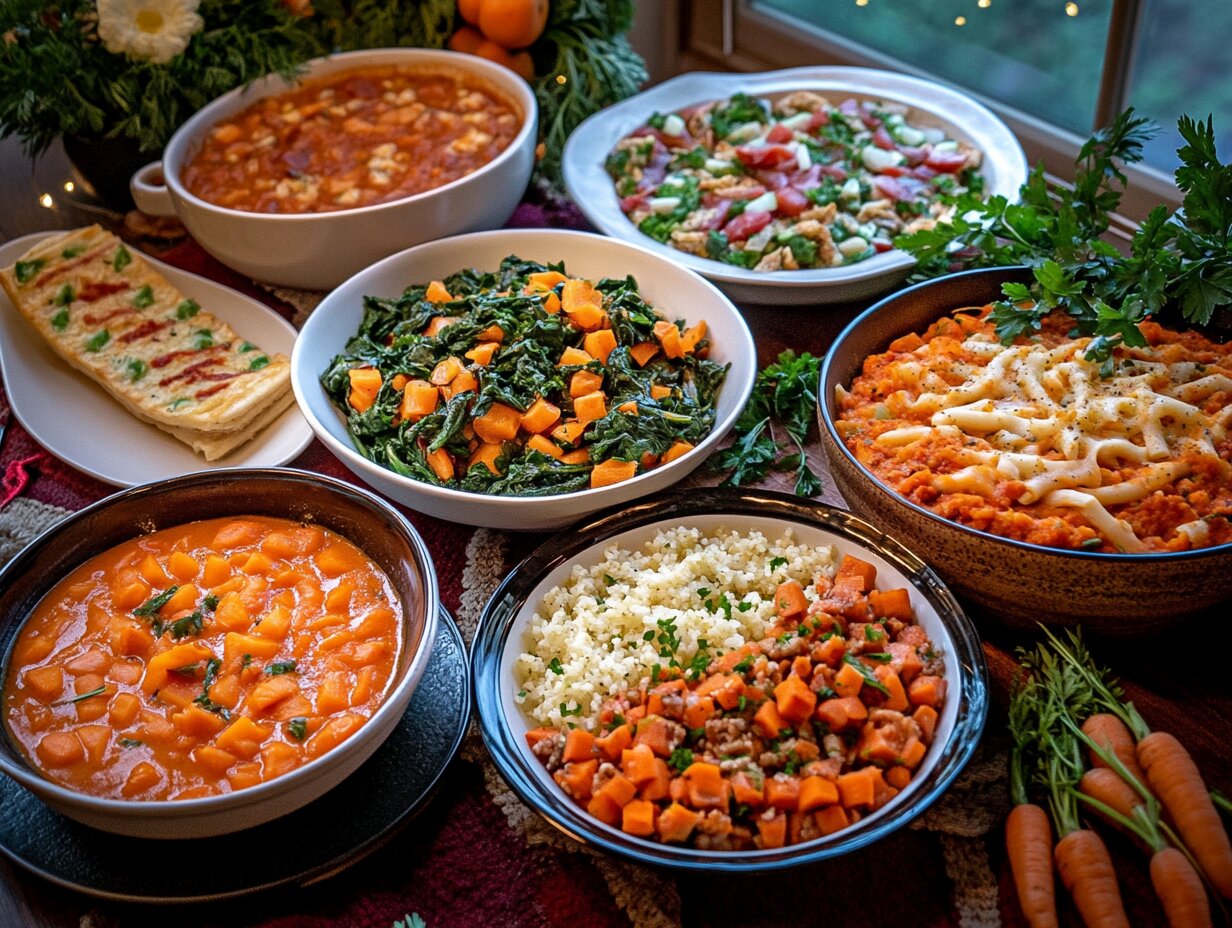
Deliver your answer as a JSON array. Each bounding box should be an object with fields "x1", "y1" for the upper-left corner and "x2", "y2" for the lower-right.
[
  {"x1": 471, "y1": 486, "x2": 989, "y2": 871},
  {"x1": 290, "y1": 227, "x2": 758, "y2": 508},
  {"x1": 0, "y1": 467, "x2": 440, "y2": 819},
  {"x1": 562, "y1": 65, "x2": 1028, "y2": 291},
  {"x1": 158, "y1": 47, "x2": 539, "y2": 222},
  {"x1": 819, "y1": 265, "x2": 1232, "y2": 562}
]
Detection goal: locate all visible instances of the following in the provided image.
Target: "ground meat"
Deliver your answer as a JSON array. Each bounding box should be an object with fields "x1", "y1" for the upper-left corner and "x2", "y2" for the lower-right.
[
  {"x1": 703, "y1": 717, "x2": 752, "y2": 759},
  {"x1": 532, "y1": 731, "x2": 564, "y2": 771}
]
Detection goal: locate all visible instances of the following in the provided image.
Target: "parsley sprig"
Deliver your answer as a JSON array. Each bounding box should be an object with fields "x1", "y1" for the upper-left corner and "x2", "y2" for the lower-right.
[
  {"x1": 708, "y1": 350, "x2": 823, "y2": 495},
  {"x1": 896, "y1": 110, "x2": 1232, "y2": 368}
]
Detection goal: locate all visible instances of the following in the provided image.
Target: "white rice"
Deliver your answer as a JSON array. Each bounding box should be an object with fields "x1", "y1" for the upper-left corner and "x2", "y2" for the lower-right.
[{"x1": 514, "y1": 525, "x2": 837, "y2": 730}]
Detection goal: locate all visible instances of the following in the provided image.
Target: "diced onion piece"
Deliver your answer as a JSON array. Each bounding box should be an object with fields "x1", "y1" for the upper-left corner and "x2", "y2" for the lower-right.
[
  {"x1": 838, "y1": 236, "x2": 870, "y2": 258},
  {"x1": 661, "y1": 114, "x2": 686, "y2": 137},
  {"x1": 649, "y1": 196, "x2": 681, "y2": 213},
  {"x1": 745, "y1": 191, "x2": 778, "y2": 214}
]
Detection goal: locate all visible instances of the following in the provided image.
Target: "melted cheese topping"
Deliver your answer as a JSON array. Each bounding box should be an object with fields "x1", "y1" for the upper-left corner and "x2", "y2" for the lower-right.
[{"x1": 837, "y1": 310, "x2": 1232, "y2": 552}]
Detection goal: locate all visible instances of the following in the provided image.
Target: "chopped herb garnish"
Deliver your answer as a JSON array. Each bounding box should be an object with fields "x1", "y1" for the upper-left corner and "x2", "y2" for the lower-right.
[
  {"x1": 112, "y1": 245, "x2": 131, "y2": 272},
  {"x1": 14, "y1": 259, "x2": 44, "y2": 283},
  {"x1": 1080, "y1": 537, "x2": 1103, "y2": 549},
  {"x1": 797, "y1": 624, "x2": 809, "y2": 638},
  {"x1": 606, "y1": 713, "x2": 626, "y2": 730},
  {"x1": 667, "y1": 747, "x2": 694, "y2": 773},
  {"x1": 193, "y1": 329, "x2": 214, "y2": 349},
  {"x1": 603, "y1": 574, "x2": 616, "y2": 585},
  {"x1": 842, "y1": 654, "x2": 890, "y2": 695},
  {"x1": 54, "y1": 283, "x2": 74, "y2": 306},
  {"x1": 131, "y1": 284, "x2": 154, "y2": 308},
  {"x1": 127, "y1": 358, "x2": 148, "y2": 382},
  {"x1": 264, "y1": 660, "x2": 297, "y2": 675},
  {"x1": 63, "y1": 684, "x2": 107, "y2": 704},
  {"x1": 202, "y1": 594, "x2": 219, "y2": 610},
  {"x1": 737, "y1": 695, "x2": 747, "y2": 712},
  {"x1": 737, "y1": 600, "x2": 753, "y2": 612},
  {"x1": 134, "y1": 585, "x2": 180, "y2": 616},
  {"x1": 192, "y1": 658, "x2": 229, "y2": 718},
  {"x1": 547, "y1": 657, "x2": 564, "y2": 675},
  {"x1": 84, "y1": 329, "x2": 110, "y2": 352},
  {"x1": 175, "y1": 662, "x2": 200, "y2": 675},
  {"x1": 61, "y1": 245, "x2": 86, "y2": 259},
  {"x1": 51, "y1": 308, "x2": 69, "y2": 330},
  {"x1": 783, "y1": 750, "x2": 801, "y2": 776},
  {"x1": 733, "y1": 656, "x2": 755, "y2": 675},
  {"x1": 288, "y1": 717, "x2": 307, "y2": 740},
  {"x1": 249, "y1": 355, "x2": 270, "y2": 370},
  {"x1": 696, "y1": 587, "x2": 710, "y2": 598},
  {"x1": 168, "y1": 398, "x2": 192, "y2": 410},
  {"x1": 769, "y1": 556, "x2": 788, "y2": 570},
  {"x1": 517, "y1": 688, "x2": 527, "y2": 698},
  {"x1": 170, "y1": 611, "x2": 204, "y2": 639},
  {"x1": 559, "y1": 702, "x2": 582, "y2": 717},
  {"x1": 642, "y1": 630, "x2": 655, "y2": 641},
  {"x1": 175, "y1": 299, "x2": 200, "y2": 320},
  {"x1": 241, "y1": 654, "x2": 254, "y2": 670},
  {"x1": 239, "y1": 340, "x2": 257, "y2": 352},
  {"x1": 863, "y1": 652, "x2": 893, "y2": 662},
  {"x1": 865, "y1": 625, "x2": 885, "y2": 642},
  {"x1": 118, "y1": 738, "x2": 143, "y2": 748},
  {"x1": 649, "y1": 663, "x2": 661, "y2": 684}
]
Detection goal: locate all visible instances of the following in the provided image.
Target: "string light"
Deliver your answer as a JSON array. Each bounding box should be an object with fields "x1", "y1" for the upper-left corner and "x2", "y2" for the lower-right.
[
  {"x1": 39, "y1": 193, "x2": 53, "y2": 208},
  {"x1": 1065, "y1": 2, "x2": 1079, "y2": 14},
  {"x1": 555, "y1": 74, "x2": 567, "y2": 85},
  {"x1": 856, "y1": 0, "x2": 869, "y2": 6},
  {"x1": 978, "y1": 0, "x2": 991, "y2": 7},
  {"x1": 954, "y1": 15, "x2": 967, "y2": 25},
  {"x1": 63, "y1": 181, "x2": 75, "y2": 192}
]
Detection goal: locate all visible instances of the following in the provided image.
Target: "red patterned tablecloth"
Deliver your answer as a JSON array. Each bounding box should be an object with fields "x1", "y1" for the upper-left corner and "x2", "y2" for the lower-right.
[{"x1": 0, "y1": 196, "x2": 1228, "y2": 928}]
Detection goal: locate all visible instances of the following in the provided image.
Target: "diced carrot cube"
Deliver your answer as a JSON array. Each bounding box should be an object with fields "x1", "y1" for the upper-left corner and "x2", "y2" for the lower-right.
[
  {"x1": 162, "y1": 583, "x2": 198, "y2": 614},
  {"x1": 559, "y1": 449, "x2": 590, "y2": 465},
  {"x1": 835, "y1": 554, "x2": 878, "y2": 592},
  {"x1": 833, "y1": 661, "x2": 865, "y2": 698},
  {"x1": 520, "y1": 396, "x2": 561, "y2": 434},
  {"x1": 596, "y1": 772, "x2": 638, "y2": 808},
  {"x1": 632, "y1": 716, "x2": 674, "y2": 757},
  {"x1": 753, "y1": 699, "x2": 788, "y2": 738},
  {"x1": 629, "y1": 342, "x2": 659, "y2": 366},
  {"x1": 526, "y1": 434, "x2": 563, "y2": 459},
  {"x1": 868, "y1": 587, "x2": 913, "y2": 620},
  {"x1": 876, "y1": 666, "x2": 910, "y2": 712},
  {"x1": 526, "y1": 270, "x2": 568, "y2": 292},
  {"x1": 814, "y1": 804, "x2": 849, "y2": 836},
  {"x1": 554, "y1": 759, "x2": 598, "y2": 800},
  {"x1": 22, "y1": 666, "x2": 63, "y2": 703},
  {"x1": 559, "y1": 347, "x2": 593, "y2": 367},
  {"x1": 640, "y1": 758, "x2": 672, "y2": 801},
  {"x1": 474, "y1": 403, "x2": 521, "y2": 443},
  {"x1": 622, "y1": 798, "x2": 656, "y2": 837},
  {"x1": 399, "y1": 379, "x2": 439, "y2": 422},
  {"x1": 113, "y1": 580, "x2": 150, "y2": 610},
  {"x1": 429, "y1": 357, "x2": 463, "y2": 386},
  {"x1": 202, "y1": 554, "x2": 231, "y2": 588},
  {"x1": 657, "y1": 802, "x2": 701, "y2": 843},
  {"x1": 913, "y1": 704, "x2": 939, "y2": 743},
  {"x1": 594, "y1": 723, "x2": 633, "y2": 761},
  {"x1": 590, "y1": 459, "x2": 637, "y2": 488},
  {"x1": 573, "y1": 390, "x2": 607, "y2": 426},
  {"x1": 680, "y1": 321, "x2": 707, "y2": 354},
  {"x1": 682, "y1": 696, "x2": 716, "y2": 730},
  {"x1": 36, "y1": 731, "x2": 83, "y2": 768},
  {"x1": 563, "y1": 728, "x2": 597, "y2": 763},
  {"x1": 425, "y1": 280, "x2": 453, "y2": 303},
  {"x1": 774, "y1": 674, "x2": 817, "y2": 725},
  {"x1": 620, "y1": 742, "x2": 658, "y2": 786},
  {"x1": 424, "y1": 315, "x2": 460, "y2": 337},
  {"x1": 193, "y1": 745, "x2": 238, "y2": 776},
  {"x1": 246, "y1": 674, "x2": 299, "y2": 713},
  {"x1": 467, "y1": 442, "x2": 504, "y2": 476},
  {"x1": 682, "y1": 761, "x2": 728, "y2": 809},
  {"x1": 587, "y1": 791, "x2": 622, "y2": 827},
  {"x1": 798, "y1": 775, "x2": 840, "y2": 812},
  {"x1": 167, "y1": 551, "x2": 199, "y2": 581},
  {"x1": 465, "y1": 341, "x2": 499, "y2": 365},
  {"x1": 837, "y1": 767, "x2": 880, "y2": 808},
  {"x1": 445, "y1": 368, "x2": 478, "y2": 398},
  {"x1": 900, "y1": 736, "x2": 926, "y2": 769},
  {"x1": 908, "y1": 675, "x2": 945, "y2": 708},
  {"x1": 552, "y1": 420, "x2": 586, "y2": 447},
  {"x1": 108, "y1": 691, "x2": 141, "y2": 728},
  {"x1": 347, "y1": 368, "x2": 382, "y2": 413},
  {"x1": 774, "y1": 580, "x2": 808, "y2": 619},
  {"x1": 583, "y1": 329, "x2": 618, "y2": 364},
  {"x1": 765, "y1": 774, "x2": 801, "y2": 811},
  {"x1": 730, "y1": 770, "x2": 765, "y2": 807},
  {"x1": 886, "y1": 766, "x2": 912, "y2": 789},
  {"x1": 653, "y1": 320, "x2": 684, "y2": 359},
  {"x1": 122, "y1": 761, "x2": 161, "y2": 797}
]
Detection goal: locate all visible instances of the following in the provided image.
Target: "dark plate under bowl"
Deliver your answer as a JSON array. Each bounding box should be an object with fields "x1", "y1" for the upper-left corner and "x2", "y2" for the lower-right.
[
  {"x1": 472, "y1": 488, "x2": 988, "y2": 871},
  {"x1": 818, "y1": 266, "x2": 1232, "y2": 632}
]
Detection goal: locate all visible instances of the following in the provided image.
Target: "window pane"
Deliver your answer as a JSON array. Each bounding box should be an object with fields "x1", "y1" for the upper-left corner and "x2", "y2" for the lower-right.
[
  {"x1": 754, "y1": 0, "x2": 1111, "y2": 135},
  {"x1": 1128, "y1": 0, "x2": 1232, "y2": 172}
]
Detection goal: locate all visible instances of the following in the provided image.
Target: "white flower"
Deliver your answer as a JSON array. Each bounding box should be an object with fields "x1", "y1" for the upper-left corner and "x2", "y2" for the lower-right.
[{"x1": 96, "y1": 0, "x2": 204, "y2": 65}]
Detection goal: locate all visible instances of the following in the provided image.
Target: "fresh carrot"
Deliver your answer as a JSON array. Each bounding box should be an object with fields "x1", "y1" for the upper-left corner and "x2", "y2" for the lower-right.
[
  {"x1": 1054, "y1": 829, "x2": 1130, "y2": 928},
  {"x1": 1082, "y1": 713, "x2": 1146, "y2": 787},
  {"x1": 1138, "y1": 731, "x2": 1232, "y2": 900},
  {"x1": 1006, "y1": 803, "x2": 1059, "y2": 928},
  {"x1": 1078, "y1": 767, "x2": 1143, "y2": 835},
  {"x1": 1150, "y1": 846, "x2": 1214, "y2": 928}
]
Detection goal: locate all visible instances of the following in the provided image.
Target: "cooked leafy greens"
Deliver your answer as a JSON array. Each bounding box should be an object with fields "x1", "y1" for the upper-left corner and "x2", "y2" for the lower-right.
[
  {"x1": 895, "y1": 110, "x2": 1232, "y2": 365},
  {"x1": 322, "y1": 256, "x2": 728, "y2": 497}
]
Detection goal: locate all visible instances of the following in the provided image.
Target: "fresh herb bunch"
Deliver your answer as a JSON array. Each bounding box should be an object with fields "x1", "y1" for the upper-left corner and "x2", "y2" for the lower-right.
[
  {"x1": 532, "y1": 0, "x2": 646, "y2": 185},
  {"x1": 896, "y1": 110, "x2": 1232, "y2": 369},
  {"x1": 0, "y1": 0, "x2": 312, "y2": 157},
  {"x1": 708, "y1": 350, "x2": 823, "y2": 496}
]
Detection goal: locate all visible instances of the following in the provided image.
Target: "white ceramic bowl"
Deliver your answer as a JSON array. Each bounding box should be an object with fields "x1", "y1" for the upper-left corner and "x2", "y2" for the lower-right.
[
  {"x1": 0, "y1": 469, "x2": 439, "y2": 839},
  {"x1": 129, "y1": 48, "x2": 538, "y2": 290},
  {"x1": 563, "y1": 66, "x2": 1027, "y2": 306},
  {"x1": 472, "y1": 489, "x2": 988, "y2": 869},
  {"x1": 291, "y1": 229, "x2": 757, "y2": 530}
]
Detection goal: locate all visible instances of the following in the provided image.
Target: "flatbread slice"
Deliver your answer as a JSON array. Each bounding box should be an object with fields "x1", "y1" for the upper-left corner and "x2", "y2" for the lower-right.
[{"x1": 0, "y1": 226, "x2": 291, "y2": 435}]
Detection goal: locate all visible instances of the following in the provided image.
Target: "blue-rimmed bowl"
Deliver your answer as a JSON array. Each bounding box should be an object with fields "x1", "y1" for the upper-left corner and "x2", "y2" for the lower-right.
[
  {"x1": 818, "y1": 266, "x2": 1232, "y2": 631},
  {"x1": 472, "y1": 488, "x2": 988, "y2": 871}
]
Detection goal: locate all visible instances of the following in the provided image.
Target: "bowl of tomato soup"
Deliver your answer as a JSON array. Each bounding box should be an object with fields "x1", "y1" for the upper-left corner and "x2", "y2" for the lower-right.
[
  {"x1": 0, "y1": 469, "x2": 438, "y2": 838},
  {"x1": 129, "y1": 48, "x2": 537, "y2": 289}
]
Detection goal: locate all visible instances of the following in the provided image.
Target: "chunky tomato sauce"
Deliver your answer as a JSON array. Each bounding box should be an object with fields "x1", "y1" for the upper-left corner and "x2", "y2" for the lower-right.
[
  {"x1": 182, "y1": 65, "x2": 521, "y2": 214},
  {"x1": 3, "y1": 516, "x2": 402, "y2": 800}
]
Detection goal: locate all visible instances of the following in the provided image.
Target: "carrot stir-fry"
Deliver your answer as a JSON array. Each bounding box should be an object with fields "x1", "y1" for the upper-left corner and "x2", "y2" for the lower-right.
[{"x1": 524, "y1": 554, "x2": 947, "y2": 849}]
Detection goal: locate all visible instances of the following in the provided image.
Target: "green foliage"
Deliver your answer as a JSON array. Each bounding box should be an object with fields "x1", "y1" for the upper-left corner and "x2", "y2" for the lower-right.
[
  {"x1": 708, "y1": 350, "x2": 823, "y2": 496},
  {"x1": 896, "y1": 109, "x2": 1232, "y2": 363},
  {"x1": 0, "y1": 0, "x2": 314, "y2": 156},
  {"x1": 309, "y1": 0, "x2": 455, "y2": 52}
]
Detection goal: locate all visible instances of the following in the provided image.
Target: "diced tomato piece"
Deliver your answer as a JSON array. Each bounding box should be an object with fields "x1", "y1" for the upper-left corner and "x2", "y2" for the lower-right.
[
  {"x1": 723, "y1": 210, "x2": 772, "y2": 242},
  {"x1": 879, "y1": 165, "x2": 908, "y2": 177},
  {"x1": 924, "y1": 150, "x2": 969, "y2": 173},
  {"x1": 872, "y1": 239, "x2": 895, "y2": 253},
  {"x1": 788, "y1": 164, "x2": 822, "y2": 189},
  {"x1": 766, "y1": 123, "x2": 794, "y2": 144},
  {"x1": 872, "y1": 126, "x2": 896, "y2": 150},
  {"x1": 804, "y1": 110, "x2": 830, "y2": 132},
  {"x1": 873, "y1": 175, "x2": 927, "y2": 202},
  {"x1": 735, "y1": 144, "x2": 796, "y2": 169},
  {"x1": 819, "y1": 163, "x2": 848, "y2": 181},
  {"x1": 620, "y1": 193, "x2": 649, "y2": 213},
  {"x1": 775, "y1": 186, "x2": 810, "y2": 217}
]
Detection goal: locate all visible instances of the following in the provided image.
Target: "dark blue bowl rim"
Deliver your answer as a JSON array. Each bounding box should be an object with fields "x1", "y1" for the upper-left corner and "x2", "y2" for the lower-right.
[
  {"x1": 471, "y1": 487, "x2": 989, "y2": 872},
  {"x1": 819, "y1": 265, "x2": 1232, "y2": 563}
]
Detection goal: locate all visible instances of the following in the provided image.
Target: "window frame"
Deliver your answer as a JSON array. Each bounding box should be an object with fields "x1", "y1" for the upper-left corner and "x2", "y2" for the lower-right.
[{"x1": 670, "y1": 0, "x2": 1180, "y2": 221}]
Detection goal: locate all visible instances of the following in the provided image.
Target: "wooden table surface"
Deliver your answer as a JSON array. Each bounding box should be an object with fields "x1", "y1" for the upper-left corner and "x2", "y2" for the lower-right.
[{"x1": 0, "y1": 142, "x2": 1229, "y2": 928}]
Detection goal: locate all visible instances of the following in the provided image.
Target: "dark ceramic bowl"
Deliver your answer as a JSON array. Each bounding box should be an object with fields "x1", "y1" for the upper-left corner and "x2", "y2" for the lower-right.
[
  {"x1": 0, "y1": 468, "x2": 438, "y2": 838},
  {"x1": 472, "y1": 488, "x2": 988, "y2": 871},
  {"x1": 819, "y1": 266, "x2": 1232, "y2": 631}
]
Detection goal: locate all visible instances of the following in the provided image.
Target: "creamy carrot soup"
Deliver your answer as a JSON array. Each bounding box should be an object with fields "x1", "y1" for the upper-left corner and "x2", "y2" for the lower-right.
[
  {"x1": 3, "y1": 516, "x2": 402, "y2": 801},
  {"x1": 181, "y1": 65, "x2": 521, "y2": 213}
]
